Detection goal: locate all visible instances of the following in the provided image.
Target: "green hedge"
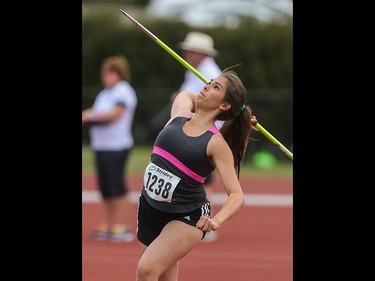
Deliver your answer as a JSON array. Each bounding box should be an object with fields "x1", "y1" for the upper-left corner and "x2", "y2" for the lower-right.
[{"x1": 83, "y1": 13, "x2": 292, "y2": 89}]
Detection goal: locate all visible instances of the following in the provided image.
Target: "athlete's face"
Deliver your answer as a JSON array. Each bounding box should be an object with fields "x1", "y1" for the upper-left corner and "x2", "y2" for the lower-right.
[
  {"x1": 199, "y1": 76, "x2": 227, "y2": 101},
  {"x1": 196, "y1": 76, "x2": 231, "y2": 111}
]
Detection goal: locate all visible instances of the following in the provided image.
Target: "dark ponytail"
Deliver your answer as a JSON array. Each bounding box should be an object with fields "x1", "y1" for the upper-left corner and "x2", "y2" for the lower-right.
[{"x1": 216, "y1": 69, "x2": 254, "y2": 178}]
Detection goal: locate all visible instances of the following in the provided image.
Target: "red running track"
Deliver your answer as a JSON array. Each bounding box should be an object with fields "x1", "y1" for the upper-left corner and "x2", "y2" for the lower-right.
[{"x1": 82, "y1": 174, "x2": 293, "y2": 281}]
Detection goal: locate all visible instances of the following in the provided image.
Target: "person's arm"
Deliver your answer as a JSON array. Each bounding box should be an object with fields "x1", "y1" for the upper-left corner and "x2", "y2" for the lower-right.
[
  {"x1": 195, "y1": 134, "x2": 245, "y2": 232},
  {"x1": 82, "y1": 104, "x2": 125, "y2": 125},
  {"x1": 166, "y1": 91, "x2": 197, "y2": 125}
]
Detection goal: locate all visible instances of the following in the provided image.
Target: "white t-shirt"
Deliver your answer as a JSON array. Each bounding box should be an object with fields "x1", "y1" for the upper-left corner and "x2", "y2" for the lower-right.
[
  {"x1": 179, "y1": 56, "x2": 224, "y2": 128},
  {"x1": 179, "y1": 57, "x2": 221, "y2": 93},
  {"x1": 89, "y1": 81, "x2": 138, "y2": 151}
]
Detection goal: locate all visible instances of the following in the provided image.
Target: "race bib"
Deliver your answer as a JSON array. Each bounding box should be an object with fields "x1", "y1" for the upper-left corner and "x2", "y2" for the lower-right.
[{"x1": 143, "y1": 162, "x2": 181, "y2": 202}]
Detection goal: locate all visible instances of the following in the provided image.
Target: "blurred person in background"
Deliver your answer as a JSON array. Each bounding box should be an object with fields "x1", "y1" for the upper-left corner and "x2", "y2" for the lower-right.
[
  {"x1": 82, "y1": 54, "x2": 138, "y2": 242},
  {"x1": 136, "y1": 69, "x2": 257, "y2": 281}
]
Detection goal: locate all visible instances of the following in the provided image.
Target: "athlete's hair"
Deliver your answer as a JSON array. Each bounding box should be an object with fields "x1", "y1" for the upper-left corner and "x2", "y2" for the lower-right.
[{"x1": 216, "y1": 67, "x2": 253, "y2": 177}]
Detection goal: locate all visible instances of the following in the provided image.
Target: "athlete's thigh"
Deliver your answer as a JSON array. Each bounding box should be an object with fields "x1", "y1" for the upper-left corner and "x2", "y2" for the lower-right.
[{"x1": 140, "y1": 220, "x2": 202, "y2": 272}]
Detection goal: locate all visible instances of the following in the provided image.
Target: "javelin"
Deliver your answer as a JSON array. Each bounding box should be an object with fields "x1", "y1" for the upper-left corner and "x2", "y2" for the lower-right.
[{"x1": 120, "y1": 9, "x2": 293, "y2": 161}]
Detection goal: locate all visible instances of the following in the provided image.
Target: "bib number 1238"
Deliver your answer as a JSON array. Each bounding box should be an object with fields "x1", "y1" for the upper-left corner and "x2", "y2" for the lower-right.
[{"x1": 143, "y1": 162, "x2": 180, "y2": 202}]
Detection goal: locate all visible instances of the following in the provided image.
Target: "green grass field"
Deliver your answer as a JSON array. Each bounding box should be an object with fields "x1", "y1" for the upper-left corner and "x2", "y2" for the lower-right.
[{"x1": 82, "y1": 144, "x2": 293, "y2": 178}]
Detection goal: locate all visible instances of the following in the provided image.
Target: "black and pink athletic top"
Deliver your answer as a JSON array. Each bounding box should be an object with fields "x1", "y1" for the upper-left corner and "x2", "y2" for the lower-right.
[{"x1": 141, "y1": 116, "x2": 219, "y2": 213}]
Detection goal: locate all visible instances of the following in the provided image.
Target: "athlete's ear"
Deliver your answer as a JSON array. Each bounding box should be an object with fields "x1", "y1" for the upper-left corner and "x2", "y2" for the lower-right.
[{"x1": 219, "y1": 103, "x2": 231, "y2": 111}]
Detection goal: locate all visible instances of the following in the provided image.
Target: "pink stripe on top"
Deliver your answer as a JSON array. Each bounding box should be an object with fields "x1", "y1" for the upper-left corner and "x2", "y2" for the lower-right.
[
  {"x1": 209, "y1": 126, "x2": 219, "y2": 133},
  {"x1": 153, "y1": 146, "x2": 205, "y2": 183}
]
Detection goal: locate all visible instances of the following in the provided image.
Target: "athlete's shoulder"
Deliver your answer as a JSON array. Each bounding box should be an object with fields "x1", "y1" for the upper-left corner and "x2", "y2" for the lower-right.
[{"x1": 207, "y1": 133, "x2": 230, "y2": 155}]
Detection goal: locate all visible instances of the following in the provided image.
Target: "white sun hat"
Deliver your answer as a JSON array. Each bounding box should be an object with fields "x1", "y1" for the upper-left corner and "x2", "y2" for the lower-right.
[{"x1": 178, "y1": 31, "x2": 219, "y2": 57}]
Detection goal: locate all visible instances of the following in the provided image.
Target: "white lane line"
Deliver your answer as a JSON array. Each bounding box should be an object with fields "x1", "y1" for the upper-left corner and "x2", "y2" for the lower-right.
[{"x1": 82, "y1": 191, "x2": 292, "y2": 207}]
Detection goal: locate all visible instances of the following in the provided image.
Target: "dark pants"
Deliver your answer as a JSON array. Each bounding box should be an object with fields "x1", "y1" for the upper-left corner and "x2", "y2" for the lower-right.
[{"x1": 94, "y1": 149, "x2": 131, "y2": 198}]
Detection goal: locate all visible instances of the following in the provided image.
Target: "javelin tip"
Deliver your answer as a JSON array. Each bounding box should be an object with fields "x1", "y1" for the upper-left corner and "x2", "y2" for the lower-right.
[
  {"x1": 119, "y1": 9, "x2": 129, "y2": 17},
  {"x1": 119, "y1": 9, "x2": 158, "y2": 41}
]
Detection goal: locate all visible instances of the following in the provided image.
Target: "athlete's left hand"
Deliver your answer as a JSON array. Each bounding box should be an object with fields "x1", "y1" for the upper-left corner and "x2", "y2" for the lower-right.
[
  {"x1": 196, "y1": 216, "x2": 220, "y2": 232},
  {"x1": 251, "y1": 115, "x2": 259, "y2": 131}
]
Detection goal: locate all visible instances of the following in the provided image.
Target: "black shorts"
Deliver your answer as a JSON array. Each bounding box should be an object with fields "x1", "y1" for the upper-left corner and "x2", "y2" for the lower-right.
[
  {"x1": 137, "y1": 193, "x2": 211, "y2": 246},
  {"x1": 94, "y1": 149, "x2": 131, "y2": 198}
]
